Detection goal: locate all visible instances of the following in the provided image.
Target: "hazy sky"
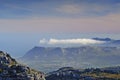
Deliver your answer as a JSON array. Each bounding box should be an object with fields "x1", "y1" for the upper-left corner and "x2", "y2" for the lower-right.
[
  {"x1": 0, "y1": 0, "x2": 120, "y2": 33},
  {"x1": 0, "y1": 0, "x2": 120, "y2": 57}
]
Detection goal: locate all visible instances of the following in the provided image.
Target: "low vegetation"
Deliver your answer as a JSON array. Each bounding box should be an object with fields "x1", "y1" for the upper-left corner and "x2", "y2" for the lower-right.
[{"x1": 46, "y1": 67, "x2": 120, "y2": 80}]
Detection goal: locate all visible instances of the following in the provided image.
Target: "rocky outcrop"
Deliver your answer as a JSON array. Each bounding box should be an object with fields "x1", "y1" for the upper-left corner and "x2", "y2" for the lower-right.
[
  {"x1": 0, "y1": 51, "x2": 45, "y2": 80},
  {"x1": 46, "y1": 67, "x2": 120, "y2": 80}
]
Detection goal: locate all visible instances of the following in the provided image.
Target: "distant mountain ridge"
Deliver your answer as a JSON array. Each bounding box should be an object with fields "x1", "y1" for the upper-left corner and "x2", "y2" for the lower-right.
[
  {"x1": 92, "y1": 37, "x2": 120, "y2": 46},
  {"x1": 92, "y1": 37, "x2": 112, "y2": 41},
  {"x1": 19, "y1": 44, "x2": 120, "y2": 72}
]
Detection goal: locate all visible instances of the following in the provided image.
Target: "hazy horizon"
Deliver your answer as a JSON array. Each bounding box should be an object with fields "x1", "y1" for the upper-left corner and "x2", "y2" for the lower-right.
[{"x1": 0, "y1": 33, "x2": 119, "y2": 57}]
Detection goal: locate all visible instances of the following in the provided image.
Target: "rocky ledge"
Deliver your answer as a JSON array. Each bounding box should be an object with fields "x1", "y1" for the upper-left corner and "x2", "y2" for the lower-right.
[{"x1": 0, "y1": 51, "x2": 45, "y2": 80}]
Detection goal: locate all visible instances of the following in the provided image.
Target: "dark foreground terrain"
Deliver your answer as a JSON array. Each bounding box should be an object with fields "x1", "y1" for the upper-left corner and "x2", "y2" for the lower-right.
[
  {"x1": 0, "y1": 51, "x2": 45, "y2": 80},
  {"x1": 46, "y1": 67, "x2": 120, "y2": 80}
]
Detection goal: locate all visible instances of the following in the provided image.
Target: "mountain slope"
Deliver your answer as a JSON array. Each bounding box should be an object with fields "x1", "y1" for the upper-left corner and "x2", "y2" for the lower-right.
[{"x1": 0, "y1": 51, "x2": 45, "y2": 80}]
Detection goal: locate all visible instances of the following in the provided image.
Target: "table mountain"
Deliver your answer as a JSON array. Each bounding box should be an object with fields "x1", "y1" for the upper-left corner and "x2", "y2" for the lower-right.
[{"x1": 19, "y1": 46, "x2": 120, "y2": 72}]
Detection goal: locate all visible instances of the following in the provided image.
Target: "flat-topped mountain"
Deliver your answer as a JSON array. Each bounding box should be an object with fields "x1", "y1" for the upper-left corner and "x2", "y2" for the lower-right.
[
  {"x1": 19, "y1": 46, "x2": 120, "y2": 72},
  {"x1": 0, "y1": 51, "x2": 45, "y2": 80}
]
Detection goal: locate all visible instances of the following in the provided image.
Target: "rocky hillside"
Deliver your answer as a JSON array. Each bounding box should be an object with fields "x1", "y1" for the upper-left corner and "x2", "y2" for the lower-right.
[
  {"x1": 0, "y1": 51, "x2": 45, "y2": 80},
  {"x1": 46, "y1": 67, "x2": 120, "y2": 80}
]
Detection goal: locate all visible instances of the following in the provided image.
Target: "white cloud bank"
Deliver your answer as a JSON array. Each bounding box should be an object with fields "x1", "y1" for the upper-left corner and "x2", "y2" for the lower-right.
[{"x1": 39, "y1": 38, "x2": 105, "y2": 45}]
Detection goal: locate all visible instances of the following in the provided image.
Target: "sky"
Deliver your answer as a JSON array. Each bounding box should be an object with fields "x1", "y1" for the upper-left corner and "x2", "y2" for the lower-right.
[
  {"x1": 0, "y1": 0, "x2": 120, "y2": 57},
  {"x1": 0, "y1": 0, "x2": 120, "y2": 33}
]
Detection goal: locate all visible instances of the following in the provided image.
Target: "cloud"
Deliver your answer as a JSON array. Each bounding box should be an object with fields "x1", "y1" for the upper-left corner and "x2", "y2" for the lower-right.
[
  {"x1": 55, "y1": 2, "x2": 120, "y2": 16},
  {"x1": 5, "y1": 4, "x2": 33, "y2": 12},
  {"x1": 39, "y1": 38, "x2": 105, "y2": 45},
  {"x1": 0, "y1": 12, "x2": 120, "y2": 33},
  {"x1": 55, "y1": 4, "x2": 82, "y2": 14},
  {"x1": 0, "y1": 1, "x2": 120, "y2": 34},
  {"x1": 0, "y1": 0, "x2": 120, "y2": 18},
  {"x1": 0, "y1": 13, "x2": 120, "y2": 33}
]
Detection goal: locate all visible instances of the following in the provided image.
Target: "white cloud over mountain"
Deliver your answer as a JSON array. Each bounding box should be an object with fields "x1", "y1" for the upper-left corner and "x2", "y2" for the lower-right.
[{"x1": 40, "y1": 38, "x2": 105, "y2": 45}]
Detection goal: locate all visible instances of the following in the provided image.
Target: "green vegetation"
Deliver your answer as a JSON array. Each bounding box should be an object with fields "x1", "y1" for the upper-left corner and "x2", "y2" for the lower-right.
[
  {"x1": 81, "y1": 68, "x2": 120, "y2": 79},
  {"x1": 0, "y1": 69, "x2": 2, "y2": 73},
  {"x1": 82, "y1": 72, "x2": 120, "y2": 79}
]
